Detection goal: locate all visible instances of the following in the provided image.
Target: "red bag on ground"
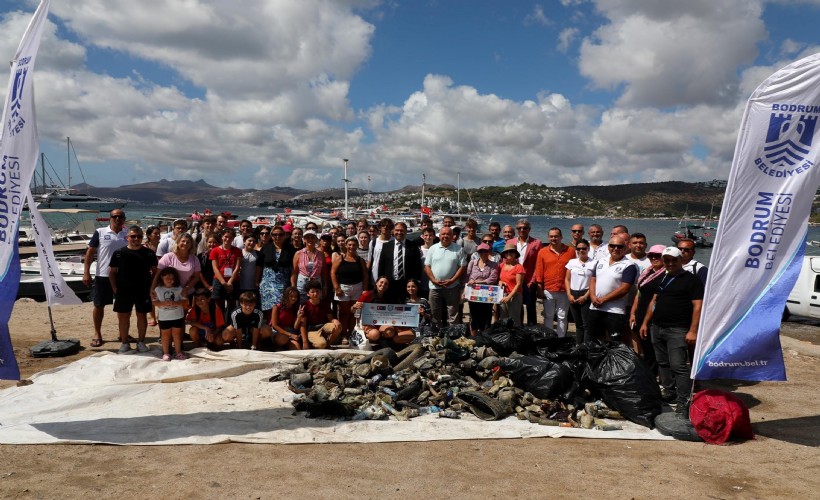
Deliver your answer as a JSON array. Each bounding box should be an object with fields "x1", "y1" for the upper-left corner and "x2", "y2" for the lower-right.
[{"x1": 689, "y1": 389, "x2": 755, "y2": 444}]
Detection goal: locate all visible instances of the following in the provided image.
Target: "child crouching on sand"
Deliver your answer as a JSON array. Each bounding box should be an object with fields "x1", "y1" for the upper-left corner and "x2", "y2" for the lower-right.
[
  {"x1": 186, "y1": 287, "x2": 226, "y2": 348},
  {"x1": 223, "y1": 291, "x2": 272, "y2": 349},
  {"x1": 153, "y1": 267, "x2": 189, "y2": 361}
]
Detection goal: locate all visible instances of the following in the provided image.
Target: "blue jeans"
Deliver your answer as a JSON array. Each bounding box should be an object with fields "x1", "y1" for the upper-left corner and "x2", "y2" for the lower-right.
[{"x1": 651, "y1": 325, "x2": 691, "y2": 406}]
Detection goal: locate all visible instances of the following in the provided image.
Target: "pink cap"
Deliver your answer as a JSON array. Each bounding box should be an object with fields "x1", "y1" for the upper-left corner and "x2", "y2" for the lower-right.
[{"x1": 647, "y1": 244, "x2": 666, "y2": 254}]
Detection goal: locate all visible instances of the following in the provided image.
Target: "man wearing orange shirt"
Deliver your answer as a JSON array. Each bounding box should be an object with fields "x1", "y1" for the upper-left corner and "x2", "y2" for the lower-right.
[{"x1": 535, "y1": 228, "x2": 576, "y2": 337}]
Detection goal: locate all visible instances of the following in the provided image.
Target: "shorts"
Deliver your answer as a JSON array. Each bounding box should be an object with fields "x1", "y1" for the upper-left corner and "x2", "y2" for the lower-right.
[
  {"x1": 92, "y1": 277, "x2": 115, "y2": 307},
  {"x1": 211, "y1": 279, "x2": 237, "y2": 301},
  {"x1": 158, "y1": 318, "x2": 185, "y2": 330},
  {"x1": 335, "y1": 282, "x2": 363, "y2": 302},
  {"x1": 113, "y1": 293, "x2": 152, "y2": 314}
]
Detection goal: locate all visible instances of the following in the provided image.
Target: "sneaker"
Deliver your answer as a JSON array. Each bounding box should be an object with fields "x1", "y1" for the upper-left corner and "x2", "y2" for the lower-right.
[
  {"x1": 660, "y1": 389, "x2": 677, "y2": 404},
  {"x1": 161, "y1": 353, "x2": 171, "y2": 361},
  {"x1": 174, "y1": 352, "x2": 187, "y2": 361},
  {"x1": 118, "y1": 343, "x2": 132, "y2": 354},
  {"x1": 136, "y1": 342, "x2": 150, "y2": 353}
]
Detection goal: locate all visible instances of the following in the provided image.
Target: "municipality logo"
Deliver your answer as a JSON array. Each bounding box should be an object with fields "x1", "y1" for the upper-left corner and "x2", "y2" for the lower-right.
[{"x1": 755, "y1": 106, "x2": 818, "y2": 178}]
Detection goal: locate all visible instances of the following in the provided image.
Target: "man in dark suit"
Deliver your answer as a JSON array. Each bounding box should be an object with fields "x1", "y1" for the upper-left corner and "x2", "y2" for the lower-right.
[{"x1": 378, "y1": 222, "x2": 422, "y2": 304}]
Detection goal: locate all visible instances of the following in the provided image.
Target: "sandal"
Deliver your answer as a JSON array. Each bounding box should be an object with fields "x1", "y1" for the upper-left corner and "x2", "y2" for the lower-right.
[{"x1": 90, "y1": 337, "x2": 103, "y2": 347}]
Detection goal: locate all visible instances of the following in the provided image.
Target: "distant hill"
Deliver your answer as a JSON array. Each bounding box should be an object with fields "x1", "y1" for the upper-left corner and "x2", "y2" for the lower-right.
[
  {"x1": 565, "y1": 181, "x2": 726, "y2": 215},
  {"x1": 73, "y1": 179, "x2": 309, "y2": 204}
]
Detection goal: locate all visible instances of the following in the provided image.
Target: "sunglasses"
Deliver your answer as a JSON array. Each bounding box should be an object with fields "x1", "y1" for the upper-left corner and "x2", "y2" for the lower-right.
[
  {"x1": 127, "y1": 234, "x2": 142, "y2": 239},
  {"x1": 648, "y1": 254, "x2": 662, "y2": 259},
  {"x1": 576, "y1": 247, "x2": 589, "y2": 251},
  {"x1": 482, "y1": 240, "x2": 493, "y2": 244},
  {"x1": 571, "y1": 229, "x2": 583, "y2": 233},
  {"x1": 271, "y1": 233, "x2": 284, "y2": 237},
  {"x1": 517, "y1": 226, "x2": 529, "y2": 231},
  {"x1": 260, "y1": 231, "x2": 270, "y2": 235},
  {"x1": 110, "y1": 214, "x2": 125, "y2": 219},
  {"x1": 608, "y1": 244, "x2": 625, "y2": 249},
  {"x1": 678, "y1": 247, "x2": 694, "y2": 252}
]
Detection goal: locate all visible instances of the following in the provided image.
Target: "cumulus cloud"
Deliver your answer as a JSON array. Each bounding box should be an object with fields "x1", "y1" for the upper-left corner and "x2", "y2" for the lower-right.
[
  {"x1": 579, "y1": 0, "x2": 767, "y2": 107},
  {"x1": 0, "y1": 0, "x2": 815, "y2": 192}
]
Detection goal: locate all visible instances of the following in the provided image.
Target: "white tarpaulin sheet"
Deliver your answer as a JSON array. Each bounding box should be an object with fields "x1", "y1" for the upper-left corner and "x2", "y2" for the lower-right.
[{"x1": 0, "y1": 349, "x2": 671, "y2": 445}]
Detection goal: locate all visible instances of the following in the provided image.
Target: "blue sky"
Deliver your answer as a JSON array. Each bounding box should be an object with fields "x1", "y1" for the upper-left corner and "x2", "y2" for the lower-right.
[{"x1": 2, "y1": 0, "x2": 820, "y2": 191}]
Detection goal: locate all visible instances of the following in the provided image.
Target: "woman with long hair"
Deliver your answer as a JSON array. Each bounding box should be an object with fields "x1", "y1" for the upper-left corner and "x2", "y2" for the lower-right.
[
  {"x1": 352, "y1": 276, "x2": 415, "y2": 345},
  {"x1": 331, "y1": 236, "x2": 368, "y2": 342},
  {"x1": 258, "y1": 225, "x2": 294, "y2": 319},
  {"x1": 269, "y1": 286, "x2": 304, "y2": 350},
  {"x1": 143, "y1": 225, "x2": 161, "y2": 254}
]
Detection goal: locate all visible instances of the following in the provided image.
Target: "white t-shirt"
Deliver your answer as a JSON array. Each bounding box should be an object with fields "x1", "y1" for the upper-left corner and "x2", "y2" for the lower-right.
[
  {"x1": 626, "y1": 254, "x2": 650, "y2": 274},
  {"x1": 589, "y1": 257, "x2": 638, "y2": 314},
  {"x1": 89, "y1": 226, "x2": 127, "y2": 277},
  {"x1": 154, "y1": 286, "x2": 185, "y2": 321},
  {"x1": 565, "y1": 258, "x2": 594, "y2": 291}
]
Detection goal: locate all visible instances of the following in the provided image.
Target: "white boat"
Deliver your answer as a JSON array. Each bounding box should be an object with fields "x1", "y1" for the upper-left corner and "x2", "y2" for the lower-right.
[
  {"x1": 32, "y1": 137, "x2": 126, "y2": 212},
  {"x1": 35, "y1": 189, "x2": 126, "y2": 211},
  {"x1": 17, "y1": 255, "x2": 92, "y2": 301}
]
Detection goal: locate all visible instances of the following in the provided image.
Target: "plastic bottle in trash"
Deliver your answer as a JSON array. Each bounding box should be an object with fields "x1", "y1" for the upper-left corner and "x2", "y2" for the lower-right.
[{"x1": 417, "y1": 405, "x2": 442, "y2": 415}]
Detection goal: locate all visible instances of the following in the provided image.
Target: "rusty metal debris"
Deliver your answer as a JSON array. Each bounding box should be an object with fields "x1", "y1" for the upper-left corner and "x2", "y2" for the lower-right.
[{"x1": 274, "y1": 336, "x2": 626, "y2": 429}]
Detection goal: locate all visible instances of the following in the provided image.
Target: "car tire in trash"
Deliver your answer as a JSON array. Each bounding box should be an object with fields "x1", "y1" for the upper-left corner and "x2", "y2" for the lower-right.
[
  {"x1": 654, "y1": 411, "x2": 703, "y2": 442},
  {"x1": 456, "y1": 390, "x2": 509, "y2": 421},
  {"x1": 355, "y1": 347, "x2": 398, "y2": 367}
]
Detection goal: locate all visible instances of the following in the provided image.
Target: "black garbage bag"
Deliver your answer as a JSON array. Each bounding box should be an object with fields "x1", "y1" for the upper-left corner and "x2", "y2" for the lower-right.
[
  {"x1": 533, "y1": 336, "x2": 577, "y2": 359},
  {"x1": 438, "y1": 323, "x2": 469, "y2": 339},
  {"x1": 583, "y1": 342, "x2": 663, "y2": 428},
  {"x1": 476, "y1": 321, "x2": 559, "y2": 356},
  {"x1": 532, "y1": 337, "x2": 586, "y2": 400},
  {"x1": 499, "y1": 355, "x2": 576, "y2": 400}
]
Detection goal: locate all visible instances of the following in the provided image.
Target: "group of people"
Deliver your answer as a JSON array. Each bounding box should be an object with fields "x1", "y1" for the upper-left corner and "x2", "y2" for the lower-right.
[{"x1": 83, "y1": 210, "x2": 707, "y2": 411}]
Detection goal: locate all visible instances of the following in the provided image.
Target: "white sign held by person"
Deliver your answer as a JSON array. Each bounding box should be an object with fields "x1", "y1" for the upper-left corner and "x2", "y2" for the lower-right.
[
  {"x1": 361, "y1": 303, "x2": 419, "y2": 328},
  {"x1": 0, "y1": 0, "x2": 51, "y2": 380},
  {"x1": 693, "y1": 53, "x2": 820, "y2": 382},
  {"x1": 464, "y1": 284, "x2": 504, "y2": 303}
]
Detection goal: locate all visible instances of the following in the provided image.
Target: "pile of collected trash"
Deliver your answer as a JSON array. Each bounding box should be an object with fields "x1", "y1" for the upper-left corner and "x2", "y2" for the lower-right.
[{"x1": 275, "y1": 321, "x2": 663, "y2": 429}]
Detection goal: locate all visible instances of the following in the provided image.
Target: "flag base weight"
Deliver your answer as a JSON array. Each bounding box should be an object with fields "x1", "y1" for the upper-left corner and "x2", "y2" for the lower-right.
[{"x1": 30, "y1": 339, "x2": 81, "y2": 358}]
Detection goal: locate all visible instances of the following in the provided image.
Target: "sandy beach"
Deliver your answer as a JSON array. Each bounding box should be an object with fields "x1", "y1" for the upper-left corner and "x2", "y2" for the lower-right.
[{"x1": 1, "y1": 299, "x2": 818, "y2": 499}]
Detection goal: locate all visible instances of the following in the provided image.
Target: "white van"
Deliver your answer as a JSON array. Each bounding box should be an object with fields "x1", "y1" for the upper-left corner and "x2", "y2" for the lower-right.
[{"x1": 784, "y1": 256, "x2": 820, "y2": 320}]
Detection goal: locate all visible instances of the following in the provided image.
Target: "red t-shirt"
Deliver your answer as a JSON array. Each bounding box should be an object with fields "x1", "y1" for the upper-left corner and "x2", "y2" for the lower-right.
[
  {"x1": 303, "y1": 299, "x2": 331, "y2": 326},
  {"x1": 209, "y1": 245, "x2": 242, "y2": 277},
  {"x1": 499, "y1": 263, "x2": 525, "y2": 295}
]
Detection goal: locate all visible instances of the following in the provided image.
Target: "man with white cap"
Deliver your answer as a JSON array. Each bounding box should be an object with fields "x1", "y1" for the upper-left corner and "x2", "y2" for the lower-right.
[{"x1": 639, "y1": 246, "x2": 704, "y2": 412}]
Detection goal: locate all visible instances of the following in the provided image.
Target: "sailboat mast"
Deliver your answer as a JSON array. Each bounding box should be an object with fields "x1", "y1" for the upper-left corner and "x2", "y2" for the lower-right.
[{"x1": 66, "y1": 136, "x2": 70, "y2": 190}]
